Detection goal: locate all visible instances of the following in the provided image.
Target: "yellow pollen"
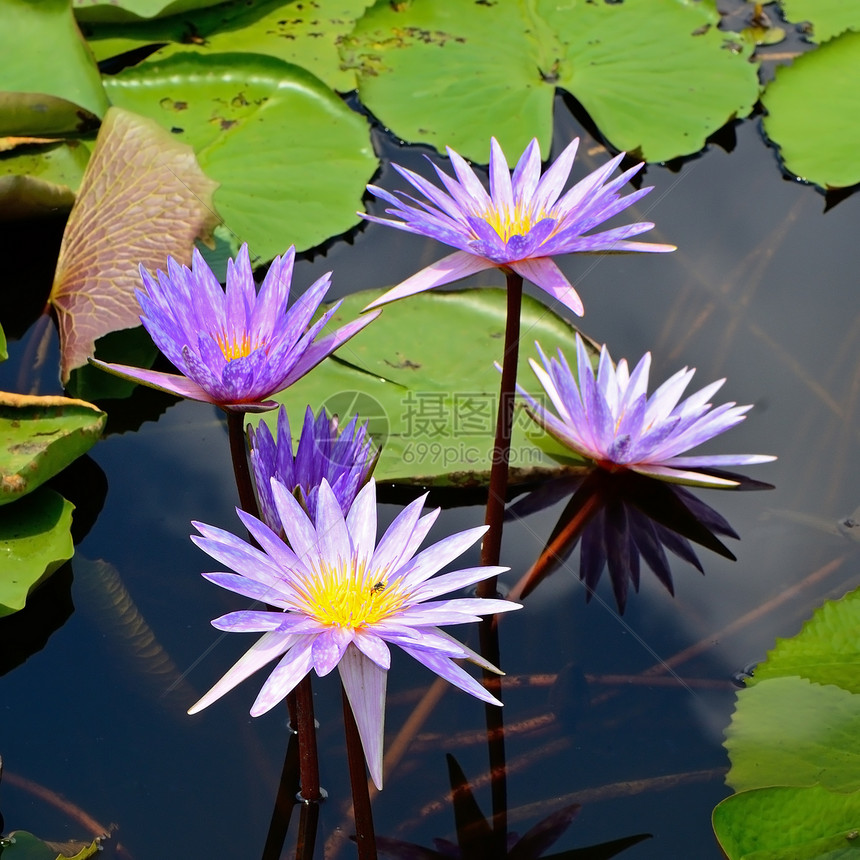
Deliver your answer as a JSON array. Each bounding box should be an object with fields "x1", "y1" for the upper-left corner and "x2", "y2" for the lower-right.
[
  {"x1": 480, "y1": 202, "x2": 543, "y2": 242},
  {"x1": 215, "y1": 330, "x2": 263, "y2": 361},
  {"x1": 296, "y1": 560, "x2": 406, "y2": 628}
]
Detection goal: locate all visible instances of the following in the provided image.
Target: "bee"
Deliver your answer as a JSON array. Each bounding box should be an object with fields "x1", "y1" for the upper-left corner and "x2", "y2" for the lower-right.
[{"x1": 370, "y1": 582, "x2": 386, "y2": 594}]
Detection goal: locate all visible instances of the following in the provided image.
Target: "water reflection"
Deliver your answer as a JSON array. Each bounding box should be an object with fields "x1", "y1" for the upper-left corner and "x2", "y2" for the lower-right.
[
  {"x1": 374, "y1": 754, "x2": 649, "y2": 860},
  {"x1": 508, "y1": 468, "x2": 772, "y2": 613}
]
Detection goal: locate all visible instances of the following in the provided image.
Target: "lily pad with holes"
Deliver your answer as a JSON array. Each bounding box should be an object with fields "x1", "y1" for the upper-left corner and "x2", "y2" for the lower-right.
[
  {"x1": 762, "y1": 30, "x2": 860, "y2": 189},
  {"x1": 104, "y1": 52, "x2": 378, "y2": 262},
  {"x1": 341, "y1": 0, "x2": 759, "y2": 163},
  {"x1": 84, "y1": 0, "x2": 375, "y2": 92},
  {"x1": 250, "y1": 287, "x2": 591, "y2": 487}
]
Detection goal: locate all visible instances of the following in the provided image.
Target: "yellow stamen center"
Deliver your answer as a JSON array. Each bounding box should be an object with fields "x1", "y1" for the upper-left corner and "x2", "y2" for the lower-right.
[
  {"x1": 295, "y1": 560, "x2": 406, "y2": 628},
  {"x1": 479, "y1": 202, "x2": 547, "y2": 242},
  {"x1": 215, "y1": 330, "x2": 264, "y2": 361}
]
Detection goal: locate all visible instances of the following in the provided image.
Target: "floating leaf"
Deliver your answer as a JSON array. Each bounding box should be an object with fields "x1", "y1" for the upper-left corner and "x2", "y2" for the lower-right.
[
  {"x1": 713, "y1": 785, "x2": 860, "y2": 860},
  {"x1": 48, "y1": 106, "x2": 219, "y2": 382},
  {"x1": 0, "y1": 0, "x2": 108, "y2": 134},
  {"x1": 85, "y1": 0, "x2": 374, "y2": 92},
  {"x1": 779, "y1": 0, "x2": 860, "y2": 42},
  {"x1": 761, "y1": 31, "x2": 860, "y2": 189},
  {"x1": 716, "y1": 588, "x2": 860, "y2": 858},
  {"x1": 250, "y1": 287, "x2": 584, "y2": 487},
  {"x1": 725, "y1": 676, "x2": 860, "y2": 793},
  {"x1": 0, "y1": 393, "x2": 106, "y2": 505},
  {"x1": 750, "y1": 586, "x2": 860, "y2": 693},
  {"x1": 104, "y1": 52, "x2": 377, "y2": 261},
  {"x1": 342, "y1": 0, "x2": 759, "y2": 163},
  {"x1": 0, "y1": 141, "x2": 91, "y2": 220},
  {"x1": 0, "y1": 323, "x2": 6, "y2": 362},
  {"x1": 73, "y1": 0, "x2": 226, "y2": 23},
  {"x1": 0, "y1": 489, "x2": 74, "y2": 617}
]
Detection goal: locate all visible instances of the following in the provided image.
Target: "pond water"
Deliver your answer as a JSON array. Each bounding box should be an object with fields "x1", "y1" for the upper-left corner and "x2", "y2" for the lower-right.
[{"x1": 1, "y1": 94, "x2": 859, "y2": 859}]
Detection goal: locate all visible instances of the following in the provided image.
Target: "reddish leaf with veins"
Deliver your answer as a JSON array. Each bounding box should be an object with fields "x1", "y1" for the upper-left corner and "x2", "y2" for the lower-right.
[{"x1": 50, "y1": 106, "x2": 219, "y2": 382}]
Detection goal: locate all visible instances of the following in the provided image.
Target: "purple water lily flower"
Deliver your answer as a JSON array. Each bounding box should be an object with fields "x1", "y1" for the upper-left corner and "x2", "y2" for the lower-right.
[
  {"x1": 362, "y1": 137, "x2": 675, "y2": 315},
  {"x1": 249, "y1": 405, "x2": 377, "y2": 529},
  {"x1": 187, "y1": 477, "x2": 520, "y2": 789},
  {"x1": 90, "y1": 244, "x2": 379, "y2": 412},
  {"x1": 519, "y1": 335, "x2": 775, "y2": 487}
]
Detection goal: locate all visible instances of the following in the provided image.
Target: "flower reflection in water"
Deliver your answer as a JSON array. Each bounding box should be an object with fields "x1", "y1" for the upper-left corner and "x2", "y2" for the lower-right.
[
  {"x1": 508, "y1": 467, "x2": 772, "y2": 613},
  {"x1": 374, "y1": 754, "x2": 649, "y2": 859}
]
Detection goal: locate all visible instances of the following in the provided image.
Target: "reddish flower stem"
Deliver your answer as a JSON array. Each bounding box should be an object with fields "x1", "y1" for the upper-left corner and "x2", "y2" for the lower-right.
[
  {"x1": 295, "y1": 676, "x2": 322, "y2": 802},
  {"x1": 226, "y1": 410, "x2": 260, "y2": 519},
  {"x1": 478, "y1": 269, "x2": 523, "y2": 578},
  {"x1": 342, "y1": 684, "x2": 377, "y2": 860},
  {"x1": 476, "y1": 268, "x2": 523, "y2": 855}
]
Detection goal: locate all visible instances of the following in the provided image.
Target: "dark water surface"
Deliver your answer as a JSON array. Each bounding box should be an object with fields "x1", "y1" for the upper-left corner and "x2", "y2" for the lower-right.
[{"x1": 1, "y1": 102, "x2": 859, "y2": 859}]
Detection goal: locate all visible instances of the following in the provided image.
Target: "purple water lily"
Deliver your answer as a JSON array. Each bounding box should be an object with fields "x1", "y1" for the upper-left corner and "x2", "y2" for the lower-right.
[
  {"x1": 187, "y1": 477, "x2": 520, "y2": 789},
  {"x1": 90, "y1": 244, "x2": 378, "y2": 412},
  {"x1": 249, "y1": 405, "x2": 377, "y2": 529},
  {"x1": 519, "y1": 335, "x2": 775, "y2": 487},
  {"x1": 362, "y1": 137, "x2": 674, "y2": 315}
]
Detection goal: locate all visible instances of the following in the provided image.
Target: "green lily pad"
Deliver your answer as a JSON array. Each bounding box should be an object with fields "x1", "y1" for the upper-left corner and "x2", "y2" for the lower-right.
[
  {"x1": 713, "y1": 785, "x2": 860, "y2": 860},
  {"x1": 341, "y1": 0, "x2": 759, "y2": 163},
  {"x1": 761, "y1": 30, "x2": 860, "y2": 189},
  {"x1": 0, "y1": 393, "x2": 106, "y2": 505},
  {"x1": 0, "y1": 0, "x2": 109, "y2": 134},
  {"x1": 85, "y1": 0, "x2": 374, "y2": 92},
  {"x1": 0, "y1": 140, "x2": 91, "y2": 220},
  {"x1": 104, "y1": 52, "x2": 377, "y2": 261},
  {"x1": 250, "y1": 287, "x2": 587, "y2": 487},
  {"x1": 750, "y1": 586, "x2": 860, "y2": 693},
  {"x1": 725, "y1": 676, "x2": 860, "y2": 793},
  {"x1": 716, "y1": 588, "x2": 860, "y2": 858},
  {"x1": 0, "y1": 489, "x2": 74, "y2": 617},
  {"x1": 73, "y1": 0, "x2": 226, "y2": 24},
  {"x1": 779, "y1": 0, "x2": 860, "y2": 42}
]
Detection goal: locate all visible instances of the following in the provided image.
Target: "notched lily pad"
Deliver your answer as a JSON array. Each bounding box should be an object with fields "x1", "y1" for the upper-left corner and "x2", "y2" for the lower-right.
[
  {"x1": 342, "y1": 0, "x2": 760, "y2": 163},
  {"x1": 0, "y1": 393, "x2": 106, "y2": 505},
  {"x1": 0, "y1": 489, "x2": 74, "y2": 617},
  {"x1": 762, "y1": 30, "x2": 860, "y2": 189}
]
